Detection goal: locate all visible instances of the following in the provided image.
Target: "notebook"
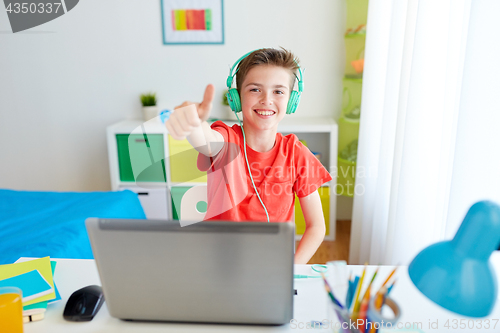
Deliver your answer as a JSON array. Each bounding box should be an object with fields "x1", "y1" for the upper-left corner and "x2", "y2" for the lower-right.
[
  {"x1": 86, "y1": 218, "x2": 294, "y2": 325},
  {"x1": 0, "y1": 256, "x2": 56, "y2": 306},
  {"x1": 15, "y1": 258, "x2": 62, "y2": 304},
  {"x1": 0, "y1": 270, "x2": 52, "y2": 302}
]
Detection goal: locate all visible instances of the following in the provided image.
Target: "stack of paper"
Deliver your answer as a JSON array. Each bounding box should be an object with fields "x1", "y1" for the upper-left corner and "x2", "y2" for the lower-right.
[{"x1": 0, "y1": 257, "x2": 61, "y2": 323}]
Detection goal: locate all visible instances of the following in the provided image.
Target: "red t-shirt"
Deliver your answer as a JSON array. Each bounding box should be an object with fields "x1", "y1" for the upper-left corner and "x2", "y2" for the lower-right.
[{"x1": 197, "y1": 121, "x2": 332, "y2": 222}]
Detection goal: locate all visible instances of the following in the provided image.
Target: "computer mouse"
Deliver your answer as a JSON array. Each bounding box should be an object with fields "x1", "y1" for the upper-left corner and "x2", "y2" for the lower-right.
[{"x1": 63, "y1": 285, "x2": 105, "y2": 321}]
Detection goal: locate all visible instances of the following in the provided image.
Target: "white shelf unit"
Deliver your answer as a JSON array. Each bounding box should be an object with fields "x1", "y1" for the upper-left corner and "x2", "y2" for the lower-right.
[
  {"x1": 107, "y1": 119, "x2": 173, "y2": 220},
  {"x1": 106, "y1": 117, "x2": 338, "y2": 240}
]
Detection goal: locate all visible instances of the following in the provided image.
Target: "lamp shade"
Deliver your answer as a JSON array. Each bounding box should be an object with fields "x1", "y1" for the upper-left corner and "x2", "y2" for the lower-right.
[{"x1": 408, "y1": 200, "x2": 500, "y2": 317}]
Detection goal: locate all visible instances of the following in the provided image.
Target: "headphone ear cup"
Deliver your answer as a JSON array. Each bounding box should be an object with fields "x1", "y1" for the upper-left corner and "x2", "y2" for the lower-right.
[
  {"x1": 287, "y1": 91, "x2": 301, "y2": 114},
  {"x1": 226, "y1": 88, "x2": 242, "y2": 113}
]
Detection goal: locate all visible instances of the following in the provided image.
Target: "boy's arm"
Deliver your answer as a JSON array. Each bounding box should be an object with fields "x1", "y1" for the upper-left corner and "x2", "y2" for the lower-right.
[
  {"x1": 294, "y1": 190, "x2": 326, "y2": 264},
  {"x1": 165, "y1": 84, "x2": 224, "y2": 157},
  {"x1": 188, "y1": 122, "x2": 224, "y2": 157}
]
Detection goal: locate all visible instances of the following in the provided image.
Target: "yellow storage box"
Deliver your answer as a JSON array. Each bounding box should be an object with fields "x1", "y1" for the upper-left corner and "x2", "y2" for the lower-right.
[
  {"x1": 294, "y1": 186, "x2": 330, "y2": 236},
  {"x1": 168, "y1": 136, "x2": 207, "y2": 183}
]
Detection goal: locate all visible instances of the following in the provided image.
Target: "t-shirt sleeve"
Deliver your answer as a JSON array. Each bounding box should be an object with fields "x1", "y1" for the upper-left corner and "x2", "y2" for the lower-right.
[
  {"x1": 293, "y1": 139, "x2": 333, "y2": 198},
  {"x1": 197, "y1": 121, "x2": 240, "y2": 172}
]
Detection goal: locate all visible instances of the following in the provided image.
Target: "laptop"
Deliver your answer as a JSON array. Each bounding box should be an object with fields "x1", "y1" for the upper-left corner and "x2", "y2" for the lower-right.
[{"x1": 85, "y1": 218, "x2": 294, "y2": 325}]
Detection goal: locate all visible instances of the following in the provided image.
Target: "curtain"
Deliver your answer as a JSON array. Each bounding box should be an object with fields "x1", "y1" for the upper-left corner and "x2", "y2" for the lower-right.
[{"x1": 350, "y1": 0, "x2": 500, "y2": 265}]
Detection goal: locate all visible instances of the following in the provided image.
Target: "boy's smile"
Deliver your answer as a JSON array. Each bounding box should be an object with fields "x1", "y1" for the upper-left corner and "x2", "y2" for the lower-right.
[{"x1": 240, "y1": 65, "x2": 293, "y2": 132}]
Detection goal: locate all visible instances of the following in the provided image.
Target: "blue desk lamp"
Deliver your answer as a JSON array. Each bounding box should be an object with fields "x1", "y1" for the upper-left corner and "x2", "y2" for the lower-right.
[{"x1": 408, "y1": 200, "x2": 500, "y2": 317}]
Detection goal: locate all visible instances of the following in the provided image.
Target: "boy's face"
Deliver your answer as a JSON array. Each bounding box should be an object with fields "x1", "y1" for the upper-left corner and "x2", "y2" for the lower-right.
[{"x1": 240, "y1": 65, "x2": 292, "y2": 132}]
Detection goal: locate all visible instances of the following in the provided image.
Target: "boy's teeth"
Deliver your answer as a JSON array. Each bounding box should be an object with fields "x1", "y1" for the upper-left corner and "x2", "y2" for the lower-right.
[{"x1": 256, "y1": 110, "x2": 274, "y2": 116}]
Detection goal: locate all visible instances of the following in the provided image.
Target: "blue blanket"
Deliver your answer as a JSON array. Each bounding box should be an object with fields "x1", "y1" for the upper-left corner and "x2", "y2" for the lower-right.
[{"x1": 0, "y1": 189, "x2": 146, "y2": 265}]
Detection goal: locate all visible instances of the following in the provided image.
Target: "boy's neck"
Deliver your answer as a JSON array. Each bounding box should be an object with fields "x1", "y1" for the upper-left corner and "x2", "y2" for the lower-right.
[{"x1": 241, "y1": 123, "x2": 277, "y2": 153}]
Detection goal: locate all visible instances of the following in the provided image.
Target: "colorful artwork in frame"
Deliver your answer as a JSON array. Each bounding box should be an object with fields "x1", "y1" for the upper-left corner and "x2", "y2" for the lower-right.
[{"x1": 161, "y1": 0, "x2": 224, "y2": 45}]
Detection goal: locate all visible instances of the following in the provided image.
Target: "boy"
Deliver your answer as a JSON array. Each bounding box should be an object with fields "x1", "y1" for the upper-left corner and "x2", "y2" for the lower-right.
[{"x1": 165, "y1": 48, "x2": 332, "y2": 264}]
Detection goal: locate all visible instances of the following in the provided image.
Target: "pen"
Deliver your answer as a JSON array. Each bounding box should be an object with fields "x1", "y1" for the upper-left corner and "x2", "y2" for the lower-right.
[{"x1": 294, "y1": 274, "x2": 322, "y2": 279}]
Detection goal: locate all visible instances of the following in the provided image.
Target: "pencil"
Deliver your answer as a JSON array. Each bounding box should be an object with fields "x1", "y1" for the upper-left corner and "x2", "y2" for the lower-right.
[
  {"x1": 387, "y1": 279, "x2": 397, "y2": 295},
  {"x1": 346, "y1": 275, "x2": 359, "y2": 310},
  {"x1": 321, "y1": 273, "x2": 344, "y2": 309},
  {"x1": 357, "y1": 286, "x2": 371, "y2": 333},
  {"x1": 369, "y1": 285, "x2": 387, "y2": 333},
  {"x1": 352, "y1": 263, "x2": 367, "y2": 315},
  {"x1": 345, "y1": 273, "x2": 352, "y2": 307},
  {"x1": 374, "y1": 285, "x2": 387, "y2": 310},
  {"x1": 375, "y1": 267, "x2": 397, "y2": 297},
  {"x1": 360, "y1": 267, "x2": 378, "y2": 305},
  {"x1": 381, "y1": 267, "x2": 397, "y2": 288}
]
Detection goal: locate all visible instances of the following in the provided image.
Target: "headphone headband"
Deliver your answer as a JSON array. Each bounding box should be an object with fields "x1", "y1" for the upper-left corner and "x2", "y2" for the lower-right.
[
  {"x1": 295, "y1": 67, "x2": 304, "y2": 92},
  {"x1": 226, "y1": 51, "x2": 254, "y2": 88},
  {"x1": 226, "y1": 49, "x2": 303, "y2": 90}
]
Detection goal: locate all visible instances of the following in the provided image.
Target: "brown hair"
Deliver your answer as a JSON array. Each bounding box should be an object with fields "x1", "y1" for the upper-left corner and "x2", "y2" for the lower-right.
[{"x1": 235, "y1": 47, "x2": 300, "y2": 95}]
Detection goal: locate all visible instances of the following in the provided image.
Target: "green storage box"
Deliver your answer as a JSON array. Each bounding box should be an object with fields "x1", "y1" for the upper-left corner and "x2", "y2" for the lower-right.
[{"x1": 116, "y1": 134, "x2": 166, "y2": 182}]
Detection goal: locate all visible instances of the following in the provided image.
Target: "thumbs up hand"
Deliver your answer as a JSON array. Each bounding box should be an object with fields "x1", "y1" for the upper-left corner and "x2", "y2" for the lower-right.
[{"x1": 165, "y1": 84, "x2": 215, "y2": 140}]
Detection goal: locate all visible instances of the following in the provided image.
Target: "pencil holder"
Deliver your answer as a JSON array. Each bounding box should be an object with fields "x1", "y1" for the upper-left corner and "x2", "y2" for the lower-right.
[
  {"x1": 327, "y1": 296, "x2": 400, "y2": 333},
  {"x1": 327, "y1": 301, "x2": 360, "y2": 333},
  {"x1": 365, "y1": 297, "x2": 401, "y2": 332}
]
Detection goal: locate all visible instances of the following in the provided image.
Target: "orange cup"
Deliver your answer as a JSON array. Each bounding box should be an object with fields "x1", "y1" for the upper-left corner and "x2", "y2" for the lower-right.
[{"x1": 0, "y1": 287, "x2": 24, "y2": 333}]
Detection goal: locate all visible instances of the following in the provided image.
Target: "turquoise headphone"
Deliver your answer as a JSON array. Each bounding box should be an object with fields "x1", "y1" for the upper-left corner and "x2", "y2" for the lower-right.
[{"x1": 225, "y1": 50, "x2": 304, "y2": 115}]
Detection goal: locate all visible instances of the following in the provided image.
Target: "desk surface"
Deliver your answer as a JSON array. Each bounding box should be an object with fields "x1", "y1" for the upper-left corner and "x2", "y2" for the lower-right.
[{"x1": 24, "y1": 254, "x2": 500, "y2": 333}]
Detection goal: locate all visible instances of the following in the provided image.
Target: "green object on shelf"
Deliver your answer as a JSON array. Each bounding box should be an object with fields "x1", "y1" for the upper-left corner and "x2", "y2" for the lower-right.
[
  {"x1": 345, "y1": 31, "x2": 366, "y2": 38},
  {"x1": 344, "y1": 33, "x2": 366, "y2": 77},
  {"x1": 342, "y1": 77, "x2": 363, "y2": 115},
  {"x1": 339, "y1": 139, "x2": 358, "y2": 163},
  {"x1": 140, "y1": 93, "x2": 156, "y2": 107},
  {"x1": 344, "y1": 106, "x2": 360, "y2": 120},
  {"x1": 116, "y1": 134, "x2": 166, "y2": 182}
]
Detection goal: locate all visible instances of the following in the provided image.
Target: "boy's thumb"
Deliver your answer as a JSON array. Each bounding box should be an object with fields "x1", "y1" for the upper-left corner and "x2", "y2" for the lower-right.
[{"x1": 198, "y1": 84, "x2": 215, "y2": 121}]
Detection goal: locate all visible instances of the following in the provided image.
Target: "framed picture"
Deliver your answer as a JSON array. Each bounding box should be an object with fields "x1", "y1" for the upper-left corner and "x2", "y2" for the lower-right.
[{"x1": 161, "y1": 0, "x2": 224, "y2": 45}]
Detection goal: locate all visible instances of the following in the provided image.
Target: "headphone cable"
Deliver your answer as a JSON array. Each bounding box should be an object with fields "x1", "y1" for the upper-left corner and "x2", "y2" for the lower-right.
[{"x1": 235, "y1": 112, "x2": 270, "y2": 223}]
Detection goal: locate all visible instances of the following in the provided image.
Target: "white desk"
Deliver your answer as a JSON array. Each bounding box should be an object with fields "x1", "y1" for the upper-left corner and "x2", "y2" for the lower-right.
[{"x1": 24, "y1": 254, "x2": 500, "y2": 332}]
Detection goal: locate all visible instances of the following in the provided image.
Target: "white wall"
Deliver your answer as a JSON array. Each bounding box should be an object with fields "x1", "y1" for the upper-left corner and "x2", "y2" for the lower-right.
[{"x1": 0, "y1": 0, "x2": 345, "y2": 191}]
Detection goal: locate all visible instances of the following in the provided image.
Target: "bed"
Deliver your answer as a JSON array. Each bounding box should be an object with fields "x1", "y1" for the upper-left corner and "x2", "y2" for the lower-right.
[{"x1": 0, "y1": 189, "x2": 146, "y2": 265}]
